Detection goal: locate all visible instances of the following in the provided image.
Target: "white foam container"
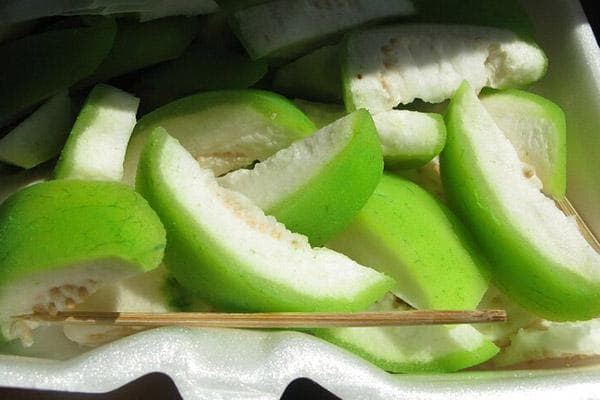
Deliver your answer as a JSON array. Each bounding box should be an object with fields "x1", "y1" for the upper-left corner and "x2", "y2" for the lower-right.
[{"x1": 1, "y1": 0, "x2": 600, "y2": 398}]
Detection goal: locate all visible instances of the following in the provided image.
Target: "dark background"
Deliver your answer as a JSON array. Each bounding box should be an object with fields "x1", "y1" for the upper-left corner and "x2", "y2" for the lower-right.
[{"x1": 0, "y1": 1, "x2": 599, "y2": 399}]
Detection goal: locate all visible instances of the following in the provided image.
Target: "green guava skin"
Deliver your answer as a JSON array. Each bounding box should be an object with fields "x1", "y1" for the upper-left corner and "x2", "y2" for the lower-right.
[
  {"x1": 136, "y1": 128, "x2": 393, "y2": 312},
  {"x1": 264, "y1": 109, "x2": 384, "y2": 246},
  {"x1": 441, "y1": 82, "x2": 600, "y2": 321},
  {"x1": 0, "y1": 180, "x2": 166, "y2": 295},
  {"x1": 0, "y1": 17, "x2": 116, "y2": 127},
  {"x1": 328, "y1": 173, "x2": 490, "y2": 310},
  {"x1": 273, "y1": 45, "x2": 342, "y2": 102}
]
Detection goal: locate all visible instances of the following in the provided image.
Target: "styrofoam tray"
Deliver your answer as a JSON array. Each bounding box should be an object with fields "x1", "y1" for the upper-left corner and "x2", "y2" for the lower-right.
[{"x1": 1, "y1": 0, "x2": 600, "y2": 398}]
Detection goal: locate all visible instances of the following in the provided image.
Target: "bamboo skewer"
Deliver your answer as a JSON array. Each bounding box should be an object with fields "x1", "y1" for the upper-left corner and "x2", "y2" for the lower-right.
[{"x1": 13, "y1": 309, "x2": 507, "y2": 329}]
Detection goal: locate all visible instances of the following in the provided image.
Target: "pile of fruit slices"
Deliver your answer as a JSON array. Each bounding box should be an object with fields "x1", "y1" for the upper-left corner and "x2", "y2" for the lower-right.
[{"x1": 0, "y1": 0, "x2": 599, "y2": 373}]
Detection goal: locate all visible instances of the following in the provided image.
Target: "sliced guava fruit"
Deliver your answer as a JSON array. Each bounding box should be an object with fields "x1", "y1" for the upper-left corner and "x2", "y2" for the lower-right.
[
  {"x1": 230, "y1": 0, "x2": 415, "y2": 61},
  {"x1": 373, "y1": 110, "x2": 446, "y2": 169},
  {"x1": 343, "y1": 24, "x2": 547, "y2": 113},
  {"x1": 475, "y1": 286, "x2": 539, "y2": 346},
  {"x1": 494, "y1": 318, "x2": 600, "y2": 367},
  {"x1": 292, "y1": 99, "x2": 346, "y2": 129},
  {"x1": 313, "y1": 294, "x2": 499, "y2": 373},
  {"x1": 219, "y1": 110, "x2": 383, "y2": 245},
  {"x1": 78, "y1": 16, "x2": 199, "y2": 87},
  {"x1": 273, "y1": 44, "x2": 342, "y2": 102},
  {"x1": 136, "y1": 128, "x2": 393, "y2": 312},
  {"x1": 124, "y1": 90, "x2": 315, "y2": 183},
  {"x1": 0, "y1": 0, "x2": 218, "y2": 25},
  {"x1": 481, "y1": 89, "x2": 567, "y2": 200},
  {"x1": 0, "y1": 91, "x2": 73, "y2": 169},
  {"x1": 0, "y1": 16, "x2": 116, "y2": 127},
  {"x1": 133, "y1": 44, "x2": 268, "y2": 112},
  {"x1": 54, "y1": 84, "x2": 139, "y2": 182},
  {"x1": 62, "y1": 266, "x2": 211, "y2": 347},
  {"x1": 440, "y1": 82, "x2": 600, "y2": 321},
  {"x1": 0, "y1": 179, "x2": 165, "y2": 345},
  {"x1": 327, "y1": 173, "x2": 490, "y2": 310},
  {"x1": 292, "y1": 101, "x2": 445, "y2": 169}
]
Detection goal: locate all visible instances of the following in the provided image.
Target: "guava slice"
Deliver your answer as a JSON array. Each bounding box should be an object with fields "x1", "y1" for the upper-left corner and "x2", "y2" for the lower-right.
[
  {"x1": 440, "y1": 82, "x2": 600, "y2": 321},
  {"x1": 54, "y1": 84, "x2": 139, "y2": 182},
  {"x1": 77, "y1": 16, "x2": 199, "y2": 87},
  {"x1": 343, "y1": 24, "x2": 547, "y2": 113},
  {"x1": 133, "y1": 44, "x2": 268, "y2": 112},
  {"x1": 292, "y1": 99, "x2": 346, "y2": 129},
  {"x1": 0, "y1": 0, "x2": 218, "y2": 25},
  {"x1": 230, "y1": 0, "x2": 415, "y2": 61},
  {"x1": 327, "y1": 173, "x2": 490, "y2": 310},
  {"x1": 0, "y1": 179, "x2": 165, "y2": 345},
  {"x1": 273, "y1": 44, "x2": 342, "y2": 102},
  {"x1": 124, "y1": 90, "x2": 316, "y2": 182},
  {"x1": 136, "y1": 128, "x2": 393, "y2": 312},
  {"x1": 313, "y1": 294, "x2": 499, "y2": 373},
  {"x1": 0, "y1": 91, "x2": 73, "y2": 169},
  {"x1": 219, "y1": 110, "x2": 383, "y2": 245},
  {"x1": 62, "y1": 266, "x2": 212, "y2": 347},
  {"x1": 481, "y1": 89, "x2": 567, "y2": 200},
  {"x1": 0, "y1": 16, "x2": 116, "y2": 127},
  {"x1": 292, "y1": 101, "x2": 445, "y2": 169},
  {"x1": 373, "y1": 110, "x2": 446, "y2": 169},
  {"x1": 475, "y1": 287, "x2": 540, "y2": 346},
  {"x1": 494, "y1": 318, "x2": 600, "y2": 367}
]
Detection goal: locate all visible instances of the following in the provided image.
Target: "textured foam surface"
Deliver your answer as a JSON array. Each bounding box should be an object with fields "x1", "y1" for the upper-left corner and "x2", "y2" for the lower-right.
[{"x1": 2, "y1": 327, "x2": 600, "y2": 399}]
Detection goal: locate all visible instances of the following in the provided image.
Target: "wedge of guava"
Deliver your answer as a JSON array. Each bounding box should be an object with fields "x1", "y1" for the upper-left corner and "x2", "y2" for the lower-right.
[
  {"x1": 494, "y1": 318, "x2": 600, "y2": 367},
  {"x1": 219, "y1": 110, "x2": 383, "y2": 245},
  {"x1": 0, "y1": 180, "x2": 165, "y2": 345},
  {"x1": 136, "y1": 128, "x2": 393, "y2": 312},
  {"x1": 230, "y1": 0, "x2": 415, "y2": 61},
  {"x1": 343, "y1": 24, "x2": 547, "y2": 113},
  {"x1": 0, "y1": 1, "x2": 218, "y2": 24},
  {"x1": 62, "y1": 266, "x2": 211, "y2": 347},
  {"x1": 373, "y1": 110, "x2": 446, "y2": 168},
  {"x1": 0, "y1": 91, "x2": 73, "y2": 169},
  {"x1": 313, "y1": 295, "x2": 499, "y2": 373},
  {"x1": 124, "y1": 89, "x2": 316, "y2": 182},
  {"x1": 481, "y1": 89, "x2": 567, "y2": 200},
  {"x1": 328, "y1": 173, "x2": 490, "y2": 310},
  {"x1": 441, "y1": 82, "x2": 600, "y2": 321},
  {"x1": 54, "y1": 84, "x2": 139, "y2": 181}
]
